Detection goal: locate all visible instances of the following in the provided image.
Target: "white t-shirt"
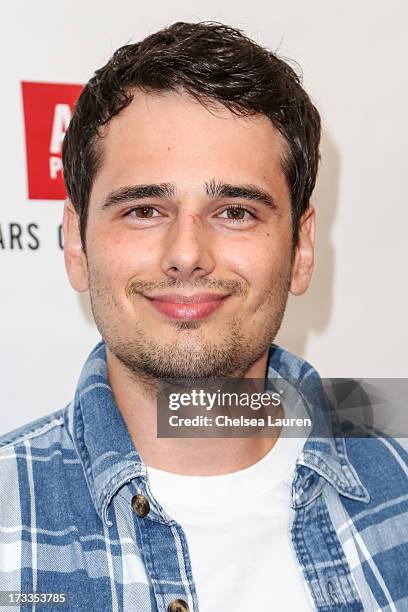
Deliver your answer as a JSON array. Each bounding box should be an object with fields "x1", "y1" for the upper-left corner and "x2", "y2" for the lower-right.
[{"x1": 146, "y1": 430, "x2": 314, "y2": 611}]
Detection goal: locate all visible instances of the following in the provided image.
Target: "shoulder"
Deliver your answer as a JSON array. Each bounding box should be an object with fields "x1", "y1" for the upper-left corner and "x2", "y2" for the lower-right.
[
  {"x1": 0, "y1": 405, "x2": 76, "y2": 488},
  {"x1": 0, "y1": 408, "x2": 67, "y2": 452},
  {"x1": 0, "y1": 405, "x2": 81, "y2": 523}
]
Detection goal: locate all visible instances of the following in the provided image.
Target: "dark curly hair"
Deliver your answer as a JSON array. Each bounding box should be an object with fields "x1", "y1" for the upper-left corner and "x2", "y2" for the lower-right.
[{"x1": 62, "y1": 21, "x2": 321, "y2": 247}]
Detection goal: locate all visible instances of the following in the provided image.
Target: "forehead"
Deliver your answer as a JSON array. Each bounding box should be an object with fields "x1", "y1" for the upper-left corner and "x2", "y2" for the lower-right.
[{"x1": 91, "y1": 89, "x2": 290, "y2": 201}]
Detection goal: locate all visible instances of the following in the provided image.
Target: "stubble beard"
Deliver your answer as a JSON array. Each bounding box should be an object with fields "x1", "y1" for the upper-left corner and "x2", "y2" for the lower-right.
[{"x1": 88, "y1": 267, "x2": 292, "y2": 384}]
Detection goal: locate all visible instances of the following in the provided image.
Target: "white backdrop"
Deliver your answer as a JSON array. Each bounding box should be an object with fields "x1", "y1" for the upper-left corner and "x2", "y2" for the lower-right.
[{"x1": 1, "y1": 0, "x2": 407, "y2": 434}]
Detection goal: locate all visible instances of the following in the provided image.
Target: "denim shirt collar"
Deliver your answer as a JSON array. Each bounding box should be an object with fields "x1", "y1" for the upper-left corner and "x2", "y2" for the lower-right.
[
  {"x1": 68, "y1": 341, "x2": 369, "y2": 527},
  {"x1": 266, "y1": 344, "x2": 370, "y2": 507}
]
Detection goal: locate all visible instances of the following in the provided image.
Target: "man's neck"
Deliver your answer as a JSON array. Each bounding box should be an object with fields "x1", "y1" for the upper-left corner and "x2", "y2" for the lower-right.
[{"x1": 106, "y1": 348, "x2": 282, "y2": 476}]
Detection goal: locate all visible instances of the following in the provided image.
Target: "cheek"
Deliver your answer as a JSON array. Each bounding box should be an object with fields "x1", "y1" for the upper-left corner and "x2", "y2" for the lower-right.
[
  {"x1": 89, "y1": 232, "x2": 156, "y2": 287},
  {"x1": 222, "y1": 232, "x2": 291, "y2": 293}
]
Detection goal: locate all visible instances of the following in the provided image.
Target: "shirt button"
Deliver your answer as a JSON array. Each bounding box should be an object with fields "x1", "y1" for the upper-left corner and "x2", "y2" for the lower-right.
[
  {"x1": 131, "y1": 494, "x2": 150, "y2": 517},
  {"x1": 167, "y1": 600, "x2": 189, "y2": 612}
]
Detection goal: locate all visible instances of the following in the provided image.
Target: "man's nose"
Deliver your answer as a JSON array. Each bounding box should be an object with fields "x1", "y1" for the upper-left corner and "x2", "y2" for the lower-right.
[{"x1": 160, "y1": 213, "x2": 216, "y2": 282}]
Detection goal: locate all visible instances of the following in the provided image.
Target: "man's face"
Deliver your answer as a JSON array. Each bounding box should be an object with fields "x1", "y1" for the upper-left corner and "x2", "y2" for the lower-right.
[{"x1": 64, "y1": 90, "x2": 314, "y2": 379}]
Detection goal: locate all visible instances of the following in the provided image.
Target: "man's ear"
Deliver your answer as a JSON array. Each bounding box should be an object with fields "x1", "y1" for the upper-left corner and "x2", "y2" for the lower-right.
[
  {"x1": 62, "y1": 200, "x2": 89, "y2": 292},
  {"x1": 290, "y1": 204, "x2": 316, "y2": 296}
]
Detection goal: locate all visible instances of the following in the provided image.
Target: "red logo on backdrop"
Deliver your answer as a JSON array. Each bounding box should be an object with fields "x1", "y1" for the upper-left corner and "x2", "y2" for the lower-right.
[{"x1": 21, "y1": 82, "x2": 83, "y2": 200}]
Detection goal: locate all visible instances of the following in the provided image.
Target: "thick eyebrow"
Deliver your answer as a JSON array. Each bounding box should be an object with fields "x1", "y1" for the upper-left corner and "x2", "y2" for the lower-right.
[
  {"x1": 100, "y1": 179, "x2": 278, "y2": 211},
  {"x1": 205, "y1": 179, "x2": 278, "y2": 210},
  {"x1": 101, "y1": 183, "x2": 176, "y2": 209}
]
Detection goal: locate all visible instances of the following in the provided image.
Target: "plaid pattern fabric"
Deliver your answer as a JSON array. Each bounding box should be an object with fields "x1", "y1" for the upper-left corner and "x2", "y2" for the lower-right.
[{"x1": 0, "y1": 340, "x2": 407, "y2": 611}]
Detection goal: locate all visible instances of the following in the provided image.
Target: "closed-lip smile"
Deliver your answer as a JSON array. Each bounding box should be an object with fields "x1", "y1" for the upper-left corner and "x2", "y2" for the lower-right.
[{"x1": 144, "y1": 292, "x2": 231, "y2": 320}]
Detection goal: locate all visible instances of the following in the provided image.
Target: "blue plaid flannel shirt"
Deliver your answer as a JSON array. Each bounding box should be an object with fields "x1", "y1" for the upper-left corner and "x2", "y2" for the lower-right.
[{"x1": 0, "y1": 340, "x2": 407, "y2": 611}]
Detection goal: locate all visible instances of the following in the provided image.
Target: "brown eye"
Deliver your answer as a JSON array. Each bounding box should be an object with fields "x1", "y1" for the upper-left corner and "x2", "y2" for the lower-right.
[
  {"x1": 226, "y1": 207, "x2": 246, "y2": 220},
  {"x1": 219, "y1": 206, "x2": 254, "y2": 222},
  {"x1": 134, "y1": 207, "x2": 155, "y2": 218}
]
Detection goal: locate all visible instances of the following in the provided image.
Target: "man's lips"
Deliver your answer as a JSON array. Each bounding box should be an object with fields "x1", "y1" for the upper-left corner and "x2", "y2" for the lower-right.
[{"x1": 143, "y1": 292, "x2": 231, "y2": 320}]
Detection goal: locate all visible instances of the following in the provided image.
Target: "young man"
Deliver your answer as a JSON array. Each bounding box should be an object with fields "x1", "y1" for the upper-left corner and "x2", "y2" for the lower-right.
[{"x1": 1, "y1": 21, "x2": 407, "y2": 612}]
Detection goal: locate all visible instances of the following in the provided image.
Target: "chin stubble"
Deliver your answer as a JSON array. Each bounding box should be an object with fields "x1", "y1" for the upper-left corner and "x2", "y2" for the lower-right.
[{"x1": 88, "y1": 266, "x2": 292, "y2": 387}]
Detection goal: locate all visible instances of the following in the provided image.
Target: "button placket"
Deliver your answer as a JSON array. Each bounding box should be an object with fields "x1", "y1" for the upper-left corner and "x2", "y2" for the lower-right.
[{"x1": 129, "y1": 485, "x2": 197, "y2": 612}]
